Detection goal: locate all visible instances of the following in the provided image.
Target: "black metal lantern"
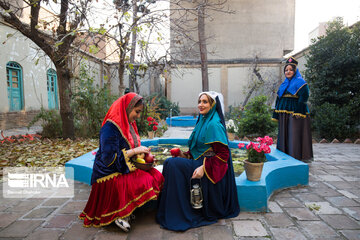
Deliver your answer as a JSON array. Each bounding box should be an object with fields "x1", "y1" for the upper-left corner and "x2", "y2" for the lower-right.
[{"x1": 190, "y1": 178, "x2": 203, "y2": 209}]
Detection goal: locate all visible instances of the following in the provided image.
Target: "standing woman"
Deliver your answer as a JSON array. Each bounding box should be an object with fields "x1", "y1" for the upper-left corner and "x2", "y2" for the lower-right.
[
  {"x1": 272, "y1": 57, "x2": 313, "y2": 162},
  {"x1": 156, "y1": 91, "x2": 240, "y2": 231},
  {"x1": 79, "y1": 93, "x2": 164, "y2": 231}
]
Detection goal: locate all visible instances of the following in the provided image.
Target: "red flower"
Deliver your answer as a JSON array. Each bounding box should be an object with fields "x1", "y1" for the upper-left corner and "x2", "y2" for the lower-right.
[
  {"x1": 147, "y1": 117, "x2": 154, "y2": 122},
  {"x1": 238, "y1": 143, "x2": 245, "y2": 149},
  {"x1": 152, "y1": 125, "x2": 158, "y2": 131},
  {"x1": 239, "y1": 136, "x2": 273, "y2": 163},
  {"x1": 153, "y1": 121, "x2": 159, "y2": 125}
]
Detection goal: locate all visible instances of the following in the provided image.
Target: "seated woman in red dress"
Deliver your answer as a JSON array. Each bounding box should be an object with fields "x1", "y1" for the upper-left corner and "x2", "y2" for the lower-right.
[{"x1": 79, "y1": 93, "x2": 164, "y2": 232}]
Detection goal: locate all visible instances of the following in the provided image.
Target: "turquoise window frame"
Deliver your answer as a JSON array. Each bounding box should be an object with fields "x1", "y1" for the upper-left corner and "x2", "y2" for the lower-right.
[{"x1": 6, "y1": 61, "x2": 24, "y2": 111}]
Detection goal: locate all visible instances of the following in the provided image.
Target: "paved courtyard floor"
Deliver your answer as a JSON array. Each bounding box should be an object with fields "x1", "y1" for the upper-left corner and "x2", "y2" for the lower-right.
[{"x1": 0, "y1": 127, "x2": 359, "y2": 239}]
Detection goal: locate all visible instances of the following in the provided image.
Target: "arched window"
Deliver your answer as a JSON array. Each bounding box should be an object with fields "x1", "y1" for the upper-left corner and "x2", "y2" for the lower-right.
[
  {"x1": 47, "y1": 68, "x2": 58, "y2": 109},
  {"x1": 6, "y1": 62, "x2": 24, "y2": 111}
]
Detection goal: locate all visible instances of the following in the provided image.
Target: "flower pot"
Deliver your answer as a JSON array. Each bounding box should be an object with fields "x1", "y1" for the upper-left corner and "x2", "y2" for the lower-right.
[
  {"x1": 227, "y1": 132, "x2": 235, "y2": 141},
  {"x1": 244, "y1": 160, "x2": 264, "y2": 181},
  {"x1": 148, "y1": 131, "x2": 155, "y2": 139}
]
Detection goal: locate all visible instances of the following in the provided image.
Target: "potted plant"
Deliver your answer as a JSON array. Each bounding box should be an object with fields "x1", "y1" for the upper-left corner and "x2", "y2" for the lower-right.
[
  {"x1": 226, "y1": 119, "x2": 237, "y2": 141},
  {"x1": 146, "y1": 117, "x2": 159, "y2": 139},
  {"x1": 238, "y1": 136, "x2": 273, "y2": 181}
]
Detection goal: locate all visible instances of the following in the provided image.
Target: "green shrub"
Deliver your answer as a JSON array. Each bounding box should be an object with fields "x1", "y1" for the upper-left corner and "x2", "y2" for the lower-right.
[
  {"x1": 28, "y1": 108, "x2": 62, "y2": 138},
  {"x1": 305, "y1": 18, "x2": 360, "y2": 138},
  {"x1": 145, "y1": 94, "x2": 180, "y2": 119},
  {"x1": 238, "y1": 95, "x2": 276, "y2": 137},
  {"x1": 313, "y1": 103, "x2": 354, "y2": 140},
  {"x1": 71, "y1": 64, "x2": 117, "y2": 138}
]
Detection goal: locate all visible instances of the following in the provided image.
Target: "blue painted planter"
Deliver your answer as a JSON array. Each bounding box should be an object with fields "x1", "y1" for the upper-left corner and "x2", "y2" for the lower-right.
[
  {"x1": 65, "y1": 138, "x2": 309, "y2": 212},
  {"x1": 166, "y1": 115, "x2": 198, "y2": 127}
]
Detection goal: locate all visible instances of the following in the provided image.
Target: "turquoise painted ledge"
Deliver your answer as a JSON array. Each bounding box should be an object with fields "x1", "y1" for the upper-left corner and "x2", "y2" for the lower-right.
[
  {"x1": 65, "y1": 138, "x2": 309, "y2": 212},
  {"x1": 165, "y1": 115, "x2": 198, "y2": 127}
]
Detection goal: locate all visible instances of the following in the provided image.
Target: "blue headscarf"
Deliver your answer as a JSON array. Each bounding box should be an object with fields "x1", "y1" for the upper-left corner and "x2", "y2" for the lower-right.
[
  {"x1": 277, "y1": 69, "x2": 307, "y2": 97},
  {"x1": 188, "y1": 92, "x2": 228, "y2": 160}
]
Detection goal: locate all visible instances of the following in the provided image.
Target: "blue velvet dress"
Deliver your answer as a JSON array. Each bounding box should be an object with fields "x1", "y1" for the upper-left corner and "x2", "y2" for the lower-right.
[{"x1": 156, "y1": 97, "x2": 240, "y2": 231}]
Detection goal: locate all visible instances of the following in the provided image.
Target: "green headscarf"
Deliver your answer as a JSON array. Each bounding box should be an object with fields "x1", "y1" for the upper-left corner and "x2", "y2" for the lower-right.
[{"x1": 188, "y1": 92, "x2": 228, "y2": 160}]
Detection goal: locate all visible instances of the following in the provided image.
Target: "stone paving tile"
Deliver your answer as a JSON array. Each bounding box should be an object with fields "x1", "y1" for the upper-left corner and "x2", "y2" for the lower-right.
[
  {"x1": 343, "y1": 206, "x2": 360, "y2": 221},
  {"x1": 44, "y1": 214, "x2": 78, "y2": 228},
  {"x1": 293, "y1": 192, "x2": 324, "y2": 202},
  {"x1": 0, "y1": 197, "x2": 21, "y2": 208},
  {"x1": 0, "y1": 205, "x2": 9, "y2": 212},
  {"x1": 317, "y1": 175, "x2": 344, "y2": 181},
  {"x1": 325, "y1": 196, "x2": 360, "y2": 207},
  {"x1": 297, "y1": 220, "x2": 339, "y2": 239},
  {"x1": 304, "y1": 202, "x2": 341, "y2": 214},
  {"x1": 58, "y1": 201, "x2": 87, "y2": 214},
  {"x1": 339, "y1": 230, "x2": 360, "y2": 240},
  {"x1": 42, "y1": 198, "x2": 70, "y2": 206},
  {"x1": 202, "y1": 225, "x2": 233, "y2": 240},
  {"x1": 338, "y1": 189, "x2": 359, "y2": 199},
  {"x1": 60, "y1": 222, "x2": 99, "y2": 240},
  {"x1": 6, "y1": 199, "x2": 44, "y2": 213},
  {"x1": 269, "y1": 227, "x2": 307, "y2": 240},
  {"x1": 308, "y1": 181, "x2": 329, "y2": 188},
  {"x1": 283, "y1": 207, "x2": 319, "y2": 221},
  {"x1": 275, "y1": 198, "x2": 303, "y2": 208},
  {"x1": 128, "y1": 221, "x2": 164, "y2": 240},
  {"x1": 231, "y1": 212, "x2": 265, "y2": 220},
  {"x1": 162, "y1": 228, "x2": 199, "y2": 240},
  {"x1": 342, "y1": 176, "x2": 360, "y2": 182},
  {"x1": 264, "y1": 213, "x2": 294, "y2": 227},
  {"x1": 0, "y1": 220, "x2": 44, "y2": 238},
  {"x1": 233, "y1": 220, "x2": 268, "y2": 237},
  {"x1": 272, "y1": 190, "x2": 293, "y2": 198},
  {"x1": 72, "y1": 190, "x2": 91, "y2": 201},
  {"x1": 319, "y1": 214, "x2": 360, "y2": 230},
  {"x1": 268, "y1": 201, "x2": 283, "y2": 213},
  {"x1": 328, "y1": 181, "x2": 355, "y2": 189},
  {"x1": 24, "y1": 228, "x2": 63, "y2": 240},
  {"x1": 93, "y1": 230, "x2": 128, "y2": 240},
  {"x1": 0, "y1": 212, "x2": 23, "y2": 228},
  {"x1": 310, "y1": 187, "x2": 342, "y2": 197},
  {"x1": 23, "y1": 207, "x2": 57, "y2": 219}
]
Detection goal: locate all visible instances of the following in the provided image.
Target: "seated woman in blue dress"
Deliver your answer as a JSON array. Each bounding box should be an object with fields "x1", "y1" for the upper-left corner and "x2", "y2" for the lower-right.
[
  {"x1": 80, "y1": 93, "x2": 164, "y2": 232},
  {"x1": 156, "y1": 91, "x2": 240, "y2": 231}
]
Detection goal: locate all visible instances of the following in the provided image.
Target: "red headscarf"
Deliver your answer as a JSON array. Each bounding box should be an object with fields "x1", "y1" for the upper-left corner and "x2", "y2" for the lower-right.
[{"x1": 102, "y1": 93, "x2": 142, "y2": 148}]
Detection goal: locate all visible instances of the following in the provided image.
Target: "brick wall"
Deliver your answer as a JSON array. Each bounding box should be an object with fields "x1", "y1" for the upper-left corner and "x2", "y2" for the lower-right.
[{"x1": 0, "y1": 111, "x2": 41, "y2": 130}]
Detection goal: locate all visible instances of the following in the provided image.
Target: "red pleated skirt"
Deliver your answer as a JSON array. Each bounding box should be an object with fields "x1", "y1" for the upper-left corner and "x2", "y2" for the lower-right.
[{"x1": 79, "y1": 168, "x2": 164, "y2": 227}]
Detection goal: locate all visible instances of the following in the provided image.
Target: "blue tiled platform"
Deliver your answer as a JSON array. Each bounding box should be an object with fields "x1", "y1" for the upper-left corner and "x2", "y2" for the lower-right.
[
  {"x1": 65, "y1": 138, "x2": 309, "y2": 212},
  {"x1": 166, "y1": 115, "x2": 198, "y2": 127}
]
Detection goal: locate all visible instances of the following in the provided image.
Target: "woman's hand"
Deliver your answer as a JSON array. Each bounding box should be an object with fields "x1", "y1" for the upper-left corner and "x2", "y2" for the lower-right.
[
  {"x1": 192, "y1": 165, "x2": 204, "y2": 179},
  {"x1": 178, "y1": 150, "x2": 187, "y2": 158},
  {"x1": 128, "y1": 146, "x2": 150, "y2": 158},
  {"x1": 134, "y1": 146, "x2": 150, "y2": 155}
]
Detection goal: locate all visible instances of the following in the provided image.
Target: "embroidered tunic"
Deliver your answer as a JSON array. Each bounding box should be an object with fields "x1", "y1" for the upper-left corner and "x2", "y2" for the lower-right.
[
  {"x1": 272, "y1": 69, "x2": 313, "y2": 161},
  {"x1": 79, "y1": 93, "x2": 164, "y2": 227}
]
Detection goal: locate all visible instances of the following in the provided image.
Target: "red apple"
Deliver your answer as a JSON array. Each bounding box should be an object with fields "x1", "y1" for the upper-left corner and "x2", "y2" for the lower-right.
[
  {"x1": 170, "y1": 148, "x2": 180, "y2": 157},
  {"x1": 144, "y1": 153, "x2": 154, "y2": 163}
]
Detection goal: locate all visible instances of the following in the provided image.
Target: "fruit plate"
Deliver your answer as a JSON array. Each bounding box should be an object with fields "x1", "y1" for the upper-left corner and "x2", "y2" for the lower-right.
[{"x1": 133, "y1": 161, "x2": 155, "y2": 171}]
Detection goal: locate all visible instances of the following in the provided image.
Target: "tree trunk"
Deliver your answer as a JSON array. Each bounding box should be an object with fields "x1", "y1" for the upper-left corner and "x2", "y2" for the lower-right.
[
  {"x1": 242, "y1": 57, "x2": 264, "y2": 107},
  {"x1": 118, "y1": 61, "x2": 126, "y2": 96},
  {"x1": 197, "y1": 5, "x2": 209, "y2": 92},
  {"x1": 129, "y1": 0, "x2": 138, "y2": 92},
  {"x1": 56, "y1": 63, "x2": 75, "y2": 139}
]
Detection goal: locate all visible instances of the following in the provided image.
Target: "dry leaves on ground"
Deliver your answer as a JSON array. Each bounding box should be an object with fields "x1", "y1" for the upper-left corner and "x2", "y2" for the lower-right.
[{"x1": 0, "y1": 138, "x2": 98, "y2": 168}]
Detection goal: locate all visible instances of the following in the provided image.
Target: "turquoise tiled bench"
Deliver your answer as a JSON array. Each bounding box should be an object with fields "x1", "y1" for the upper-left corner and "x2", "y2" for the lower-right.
[{"x1": 65, "y1": 138, "x2": 309, "y2": 212}]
